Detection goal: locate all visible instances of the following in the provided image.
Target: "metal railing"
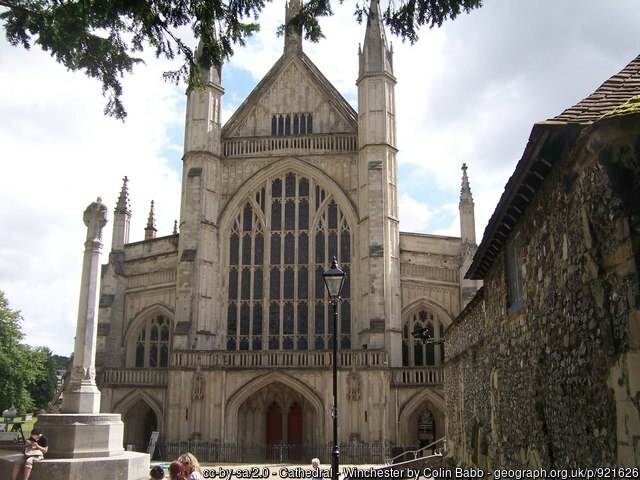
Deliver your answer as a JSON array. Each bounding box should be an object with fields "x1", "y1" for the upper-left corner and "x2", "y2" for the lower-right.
[
  {"x1": 386, "y1": 437, "x2": 447, "y2": 464},
  {"x1": 128, "y1": 441, "x2": 418, "y2": 465}
]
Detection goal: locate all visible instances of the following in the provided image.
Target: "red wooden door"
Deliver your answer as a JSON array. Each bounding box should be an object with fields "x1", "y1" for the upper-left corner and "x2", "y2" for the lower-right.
[
  {"x1": 288, "y1": 402, "x2": 303, "y2": 459},
  {"x1": 266, "y1": 402, "x2": 283, "y2": 459}
]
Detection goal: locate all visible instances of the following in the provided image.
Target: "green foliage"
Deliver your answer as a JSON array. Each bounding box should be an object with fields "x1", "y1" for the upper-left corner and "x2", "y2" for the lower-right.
[
  {"x1": 52, "y1": 354, "x2": 70, "y2": 371},
  {"x1": 28, "y1": 347, "x2": 59, "y2": 411},
  {"x1": 1, "y1": 0, "x2": 481, "y2": 120},
  {"x1": 0, "y1": 291, "x2": 54, "y2": 412}
]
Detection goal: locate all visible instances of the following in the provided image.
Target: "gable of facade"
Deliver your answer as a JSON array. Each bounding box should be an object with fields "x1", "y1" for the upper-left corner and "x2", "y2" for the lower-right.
[{"x1": 222, "y1": 53, "x2": 358, "y2": 139}]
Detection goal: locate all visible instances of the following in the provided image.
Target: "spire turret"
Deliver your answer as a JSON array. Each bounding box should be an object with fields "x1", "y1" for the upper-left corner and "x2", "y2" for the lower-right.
[
  {"x1": 145, "y1": 200, "x2": 157, "y2": 240},
  {"x1": 173, "y1": 220, "x2": 179, "y2": 235},
  {"x1": 194, "y1": 37, "x2": 222, "y2": 87},
  {"x1": 358, "y1": 0, "x2": 393, "y2": 78},
  {"x1": 184, "y1": 34, "x2": 224, "y2": 155},
  {"x1": 111, "y1": 176, "x2": 131, "y2": 251},
  {"x1": 284, "y1": 0, "x2": 303, "y2": 56},
  {"x1": 115, "y1": 176, "x2": 130, "y2": 214},
  {"x1": 458, "y1": 163, "x2": 480, "y2": 308},
  {"x1": 459, "y1": 163, "x2": 476, "y2": 244},
  {"x1": 356, "y1": 0, "x2": 400, "y2": 363}
]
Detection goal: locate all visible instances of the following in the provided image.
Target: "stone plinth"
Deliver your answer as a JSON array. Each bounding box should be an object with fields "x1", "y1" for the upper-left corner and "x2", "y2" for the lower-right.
[
  {"x1": 0, "y1": 451, "x2": 148, "y2": 480},
  {"x1": 36, "y1": 414, "x2": 125, "y2": 458}
]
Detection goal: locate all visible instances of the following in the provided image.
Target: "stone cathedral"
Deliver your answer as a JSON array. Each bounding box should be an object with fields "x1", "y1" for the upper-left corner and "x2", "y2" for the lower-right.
[{"x1": 94, "y1": 0, "x2": 480, "y2": 460}]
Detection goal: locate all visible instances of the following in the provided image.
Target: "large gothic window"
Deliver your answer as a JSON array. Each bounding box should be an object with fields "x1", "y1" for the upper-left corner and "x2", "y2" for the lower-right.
[
  {"x1": 402, "y1": 310, "x2": 445, "y2": 367},
  {"x1": 226, "y1": 171, "x2": 351, "y2": 351},
  {"x1": 135, "y1": 314, "x2": 171, "y2": 368}
]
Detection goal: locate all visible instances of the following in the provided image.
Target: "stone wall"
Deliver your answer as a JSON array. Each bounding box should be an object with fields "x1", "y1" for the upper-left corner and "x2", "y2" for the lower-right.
[{"x1": 444, "y1": 114, "x2": 640, "y2": 469}]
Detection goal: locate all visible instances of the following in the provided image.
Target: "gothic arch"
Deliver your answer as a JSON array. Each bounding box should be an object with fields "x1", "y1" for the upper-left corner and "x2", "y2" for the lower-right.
[
  {"x1": 397, "y1": 389, "x2": 445, "y2": 444},
  {"x1": 113, "y1": 389, "x2": 165, "y2": 443},
  {"x1": 124, "y1": 303, "x2": 175, "y2": 367},
  {"x1": 218, "y1": 157, "x2": 358, "y2": 233},
  {"x1": 401, "y1": 298, "x2": 455, "y2": 328},
  {"x1": 224, "y1": 371, "x2": 325, "y2": 442},
  {"x1": 401, "y1": 298, "x2": 452, "y2": 367},
  {"x1": 123, "y1": 303, "x2": 176, "y2": 344},
  {"x1": 219, "y1": 157, "x2": 357, "y2": 352}
]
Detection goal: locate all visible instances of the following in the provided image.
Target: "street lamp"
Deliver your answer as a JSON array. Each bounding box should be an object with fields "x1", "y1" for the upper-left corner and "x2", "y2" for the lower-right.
[
  {"x1": 322, "y1": 256, "x2": 346, "y2": 480},
  {"x1": 410, "y1": 325, "x2": 444, "y2": 344}
]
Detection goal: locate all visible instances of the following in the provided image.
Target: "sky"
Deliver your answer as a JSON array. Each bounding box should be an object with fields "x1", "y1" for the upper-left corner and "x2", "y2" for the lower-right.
[{"x1": 1, "y1": 0, "x2": 639, "y2": 356}]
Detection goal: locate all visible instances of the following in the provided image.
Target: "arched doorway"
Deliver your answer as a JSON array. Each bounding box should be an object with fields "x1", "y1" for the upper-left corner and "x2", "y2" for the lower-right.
[
  {"x1": 398, "y1": 393, "x2": 445, "y2": 448},
  {"x1": 418, "y1": 409, "x2": 435, "y2": 448},
  {"x1": 237, "y1": 381, "x2": 317, "y2": 461},
  {"x1": 123, "y1": 399, "x2": 158, "y2": 452}
]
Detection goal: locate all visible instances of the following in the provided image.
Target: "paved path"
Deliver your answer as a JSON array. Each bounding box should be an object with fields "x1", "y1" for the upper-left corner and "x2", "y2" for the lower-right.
[{"x1": 150, "y1": 462, "x2": 381, "y2": 480}]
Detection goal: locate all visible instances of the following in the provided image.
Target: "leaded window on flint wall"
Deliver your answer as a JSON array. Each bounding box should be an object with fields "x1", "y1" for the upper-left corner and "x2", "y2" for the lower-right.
[{"x1": 226, "y1": 172, "x2": 351, "y2": 351}]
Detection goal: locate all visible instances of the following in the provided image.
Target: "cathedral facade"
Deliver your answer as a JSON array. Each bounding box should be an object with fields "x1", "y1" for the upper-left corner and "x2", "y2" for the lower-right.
[{"x1": 94, "y1": 0, "x2": 479, "y2": 461}]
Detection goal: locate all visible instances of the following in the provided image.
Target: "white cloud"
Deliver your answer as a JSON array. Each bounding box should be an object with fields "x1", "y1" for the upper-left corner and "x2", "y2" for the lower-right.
[
  {"x1": 0, "y1": 40, "x2": 184, "y2": 355},
  {"x1": 398, "y1": 194, "x2": 433, "y2": 233}
]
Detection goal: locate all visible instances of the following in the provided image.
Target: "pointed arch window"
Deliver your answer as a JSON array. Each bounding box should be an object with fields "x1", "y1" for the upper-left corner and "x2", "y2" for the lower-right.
[
  {"x1": 135, "y1": 314, "x2": 171, "y2": 368},
  {"x1": 402, "y1": 310, "x2": 445, "y2": 367},
  {"x1": 226, "y1": 172, "x2": 351, "y2": 351}
]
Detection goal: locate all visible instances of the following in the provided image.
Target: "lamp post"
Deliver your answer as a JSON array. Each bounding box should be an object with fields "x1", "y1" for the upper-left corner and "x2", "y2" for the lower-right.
[
  {"x1": 410, "y1": 325, "x2": 445, "y2": 345},
  {"x1": 322, "y1": 256, "x2": 346, "y2": 480}
]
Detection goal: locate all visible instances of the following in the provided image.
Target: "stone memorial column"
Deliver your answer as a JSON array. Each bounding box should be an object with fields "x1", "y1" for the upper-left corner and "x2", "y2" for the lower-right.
[
  {"x1": 33, "y1": 198, "x2": 149, "y2": 478},
  {"x1": 62, "y1": 197, "x2": 108, "y2": 414}
]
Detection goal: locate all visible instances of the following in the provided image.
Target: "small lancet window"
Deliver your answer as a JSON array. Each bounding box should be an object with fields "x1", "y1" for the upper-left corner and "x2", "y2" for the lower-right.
[{"x1": 271, "y1": 113, "x2": 313, "y2": 136}]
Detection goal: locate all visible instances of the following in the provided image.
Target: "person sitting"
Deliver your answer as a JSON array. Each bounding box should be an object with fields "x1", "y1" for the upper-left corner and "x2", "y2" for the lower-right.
[{"x1": 12, "y1": 427, "x2": 48, "y2": 480}]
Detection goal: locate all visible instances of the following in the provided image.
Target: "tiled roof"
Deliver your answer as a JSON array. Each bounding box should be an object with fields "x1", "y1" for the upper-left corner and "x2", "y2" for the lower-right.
[
  {"x1": 466, "y1": 53, "x2": 640, "y2": 280},
  {"x1": 550, "y1": 54, "x2": 640, "y2": 124}
]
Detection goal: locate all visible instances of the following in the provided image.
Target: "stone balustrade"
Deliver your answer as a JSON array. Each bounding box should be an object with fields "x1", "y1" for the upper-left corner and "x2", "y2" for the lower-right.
[
  {"x1": 223, "y1": 133, "x2": 358, "y2": 157},
  {"x1": 391, "y1": 367, "x2": 444, "y2": 386},
  {"x1": 101, "y1": 355, "x2": 443, "y2": 387},
  {"x1": 171, "y1": 349, "x2": 388, "y2": 369},
  {"x1": 102, "y1": 368, "x2": 168, "y2": 387}
]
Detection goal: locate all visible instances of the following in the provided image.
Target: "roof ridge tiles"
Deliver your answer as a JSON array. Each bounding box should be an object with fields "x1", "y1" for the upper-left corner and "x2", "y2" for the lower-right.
[{"x1": 550, "y1": 53, "x2": 640, "y2": 123}]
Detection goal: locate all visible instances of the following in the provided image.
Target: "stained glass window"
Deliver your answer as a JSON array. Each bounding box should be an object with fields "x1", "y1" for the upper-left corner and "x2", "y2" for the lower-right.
[
  {"x1": 226, "y1": 172, "x2": 352, "y2": 351},
  {"x1": 135, "y1": 314, "x2": 171, "y2": 368}
]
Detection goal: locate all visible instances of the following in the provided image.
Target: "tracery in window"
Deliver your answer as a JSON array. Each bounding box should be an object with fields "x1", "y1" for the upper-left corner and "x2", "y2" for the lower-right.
[
  {"x1": 402, "y1": 310, "x2": 445, "y2": 367},
  {"x1": 135, "y1": 314, "x2": 171, "y2": 368},
  {"x1": 226, "y1": 171, "x2": 351, "y2": 351}
]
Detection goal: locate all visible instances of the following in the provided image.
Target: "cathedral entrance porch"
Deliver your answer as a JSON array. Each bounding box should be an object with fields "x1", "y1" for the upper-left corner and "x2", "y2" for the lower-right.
[{"x1": 237, "y1": 381, "x2": 317, "y2": 462}]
